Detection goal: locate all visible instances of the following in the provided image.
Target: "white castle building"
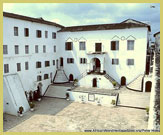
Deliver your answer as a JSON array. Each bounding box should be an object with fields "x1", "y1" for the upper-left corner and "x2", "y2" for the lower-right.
[{"x1": 3, "y1": 12, "x2": 151, "y2": 115}]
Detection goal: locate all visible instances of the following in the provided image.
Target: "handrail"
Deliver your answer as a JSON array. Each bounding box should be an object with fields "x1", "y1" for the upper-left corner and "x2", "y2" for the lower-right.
[{"x1": 76, "y1": 70, "x2": 88, "y2": 81}]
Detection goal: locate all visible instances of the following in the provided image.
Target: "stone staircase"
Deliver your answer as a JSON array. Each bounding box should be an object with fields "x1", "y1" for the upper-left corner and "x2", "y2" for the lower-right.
[
  {"x1": 53, "y1": 69, "x2": 69, "y2": 84},
  {"x1": 117, "y1": 88, "x2": 150, "y2": 108},
  {"x1": 104, "y1": 73, "x2": 120, "y2": 88},
  {"x1": 126, "y1": 74, "x2": 144, "y2": 91}
]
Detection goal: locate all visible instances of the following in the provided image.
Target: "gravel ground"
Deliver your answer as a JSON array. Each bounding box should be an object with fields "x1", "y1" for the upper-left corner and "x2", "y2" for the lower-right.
[{"x1": 4, "y1": 96, "x2": 148, "y2": 132}]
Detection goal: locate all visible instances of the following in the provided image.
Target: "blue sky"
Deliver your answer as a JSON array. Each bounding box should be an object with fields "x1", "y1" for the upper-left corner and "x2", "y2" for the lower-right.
[{"x1": 3, "y1": 3, "x2": 160, "y2": 39}]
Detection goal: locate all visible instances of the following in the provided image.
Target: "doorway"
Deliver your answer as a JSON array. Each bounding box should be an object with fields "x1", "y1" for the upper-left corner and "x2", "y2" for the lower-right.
[
  {"x1": 69, "y1": 74, "x2": 74, "y2": 81},
  {"x1": 92, "y1": 58, "x2": 101, "y2": 72},
  {"x1": 145, "y1": 81, "x2": 152, "y2": 92},
  {"x1": 56, "y1": 59, "x2": 58, "y2": 69},
  {"x1": 60, "y1": 57, "x2": 63, "y2": 67},
  {"x1": 92, "y1": 78, "x2": 97, "y2": 87},
  {"x1": 121, "y1": 76, "x2": 126, "y2": 86}
]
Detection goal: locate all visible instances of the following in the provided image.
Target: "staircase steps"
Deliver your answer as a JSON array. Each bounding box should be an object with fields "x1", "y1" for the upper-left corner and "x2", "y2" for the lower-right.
[
  {"x1": 53, "y1": 69, "x2": 69, "y2": 84},
  {"x1": 104, "y1": 74, "x2": 120, "y2": 88},
  {"x1": 126, "y1": 74, "x2": 144, "y2": 91}
]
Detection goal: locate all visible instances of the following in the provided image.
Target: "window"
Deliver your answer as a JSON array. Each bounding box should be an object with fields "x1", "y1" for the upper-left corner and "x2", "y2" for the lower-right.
[
  {"x1": 65, "y1": 42, "x2": 73, "y2": 50},
  {"x1": 25, "y1": 62, "x2": 29, "y2": 70},
  {"x1": 35, "y1": 45, "x2": 39, "y2": 53},
  {"x1": 37, "y1": 75, "x2": 42, "y2": 81},
  {"x1": 24, "y1": 28, "x2": 29, "y2": 37},
  {"x1": 43, "y1": 45, "x2": 46, "y2": 53},
  {"x1": 36, "y1": 30, "x2": 42, "y2": 38},
  {"x1": 111, "y1": 41, "x2": 119, "y2": 50},
  {"x1": 45, "y1": 61, "x2": 50, "y2": 67},
  {"x1": 3, "y1": 45, "x2": 8, "y2": 54},
  {"x1": 79, "y1": 42, "x2": 86, "y2": 50},
  {"x1": 52, "y1": 32, "x2": 56, "y2": 39},
  {"x1": 14, "y1": 27, "x2": 18, "y2": 36},
  {"x1": 54, "y1": 46, "x2": 56, "y2": 52},
  {"x1": 127, "y1": 40, "x2": 134, "y2": 50},
  {"x1": 53, "y1": 60, "x2": 55, "y2": 65},
  {"x1": 36, "y1": 61, "x2": 41, "y2": 68},
  {"x1": 4, "y1": 64, "x2": 9, "y2": 73},
  {"x1": 67, "y1": 58, "x2": 74, "y2": 64},
  {"x1": 45, "y1": 31, "x2": 48, "y2": 38},
  {"x1": 112, "y1": 59, "x2": 119, "y2": 65},
  {"x1": 95, "y1": 43, "x2": 102, "y2": 52},
  {"x1": 25, "y1": 45, "x2": 29, "y2": 54},
  {"x1": 15, "y1": 45, "x2": 19, "y2": 54},
  {"x1": 127, "y1": 59, "x2": 134, "y2": 65},
  {"x1": 17, "y1": 63, "x2": 21, "y2": 72},
  {"x1": 80, "y1": 58, "x2": 87, "y2": 64},
  {"x1": 44, "y1": 74, "x2": 49, "y2": 79}
]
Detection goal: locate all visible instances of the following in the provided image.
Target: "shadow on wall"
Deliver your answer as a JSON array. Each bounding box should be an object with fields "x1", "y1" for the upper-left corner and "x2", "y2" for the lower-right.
[{"x1": 105, "y1": 53, "x2": 122, "y2": 84}]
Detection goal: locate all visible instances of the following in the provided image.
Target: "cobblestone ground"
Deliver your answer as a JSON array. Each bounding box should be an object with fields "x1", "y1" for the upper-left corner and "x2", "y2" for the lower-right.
[{"x1": 4, "y1": 93, "x2": 148, "y2": 132}]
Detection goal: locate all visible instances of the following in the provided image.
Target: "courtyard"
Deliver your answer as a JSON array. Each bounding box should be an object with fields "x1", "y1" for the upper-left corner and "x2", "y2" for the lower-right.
[{"x1": 4, "y1": 87, "x2": 150, "y2": 132}]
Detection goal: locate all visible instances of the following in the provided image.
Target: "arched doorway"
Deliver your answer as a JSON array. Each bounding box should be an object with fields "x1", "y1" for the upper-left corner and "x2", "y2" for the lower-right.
[
  {"x1": 121, "y1": 76, "x2": 126, "y2": 86},
  {"x1": 69, "y1": 74, "x2": 74, "y2": 81},
  {"x1": 92, "y1": 78, "x2": 97, "y2": 87},
  {"x1": 145, "y1": 81, "x2": 152, "y2": 92},
  {"x1": 56, "y1": 59, "x2": 58, "y2": 69},
  {"x1": 92, "y1": 58, "x2": 101, "y2": 72},
  {"x1": 60, "y1": 57, "x2": 63, "y2": 67}
]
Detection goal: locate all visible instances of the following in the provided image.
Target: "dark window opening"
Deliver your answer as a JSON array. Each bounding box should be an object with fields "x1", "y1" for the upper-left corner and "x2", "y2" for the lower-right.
[
  {"x1": 52, "y1": 32, "x2": 56, "y2": 39},
  {"x1": 17, "y1": 63, "x2": 21, "y2": 72},
  {"x1": 14, "y1": 27, "x2": 18, "y2": 36},
  {"x1": 37, "y1": 75, "x2": 42, "y2": 81},
  {"x1": 24, "y1": 28, "x2": 29, "y2": 37},
  {"x1": 36, "y1": 62, "x2": 41, "y2": 68},
  {"x1": 4, "y1": 64, "x2": 9, "y2": 73},
  {"x1": 36, "y1": 30, "x2": 42, "y2": 38},
  {"x1": 3, "y1": 45, "x2": 8, "y2": 54},
  {"x1": 25, "y1": 62, "x2": 29, "y2": 70},
  {"x1": 44, "y1": 74, "x2": 49, "y2": 79},
  {"x1": 65, "y1": 42, "x2": 73, "y2": 50},
  {"x1": 45, "y1": 61, "x2": 50, "y2": 67},
  {"x1": 111, "y1": 41, "x2": 119, "y2": 50},
  {"x1": 95, "y1": 43, "x2": 102, "y2": 52},
  {"x1": 67, "y1": 58, "x2": 74, "y2": 64}
]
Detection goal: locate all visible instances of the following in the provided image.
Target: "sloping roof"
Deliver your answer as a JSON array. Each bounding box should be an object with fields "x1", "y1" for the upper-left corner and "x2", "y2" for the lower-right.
[
  {"x1": 3, "y1": 12, "x2": 64, "y2": 28},
  {"x1": 58, "y1": 19, "x2": 151, "y2": 32},
  {"x1": 154, "y1": 31, "x2": 160, "y2": 37}
]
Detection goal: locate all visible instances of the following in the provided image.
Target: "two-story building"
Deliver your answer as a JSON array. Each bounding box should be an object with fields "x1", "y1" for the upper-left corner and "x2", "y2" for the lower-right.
[{"x1": 3, "y1": 12, "x2": 151, "y2": 115}]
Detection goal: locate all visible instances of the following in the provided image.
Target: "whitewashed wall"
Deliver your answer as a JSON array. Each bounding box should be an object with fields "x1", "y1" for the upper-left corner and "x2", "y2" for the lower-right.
[
  {"x1": 57, "y1": 28, "x2": 148, "y2": 84},
  {"x1": 68, "y1": 91, "x2": 117, "y2": 107},
  {"x1": 79, "y1": 74, "x2": 114, "y2": 89},
  {"x1": 3, "y1": 16, "x2": 61, "y2": 94}
]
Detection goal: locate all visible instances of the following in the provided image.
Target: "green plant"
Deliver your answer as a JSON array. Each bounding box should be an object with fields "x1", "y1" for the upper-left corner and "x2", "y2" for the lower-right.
[
  {"x1": 19, "y1": 106, "x2": 24, "y2": 114},
  {"x1": 74, "y1": 79, "x2": 78, "y2": 83},
  {"x1": 111, "y1": 100, "x2": 116, "y2": 105},
  {"x1": 29, "y1": 102, "x2": 35, "y2": 108},
  {"x1": 112, "y1": 81, "x2": 116, "y2": 87},
  {"x1": 146, "y1": 107, "x2": 149, "y2": 114}
]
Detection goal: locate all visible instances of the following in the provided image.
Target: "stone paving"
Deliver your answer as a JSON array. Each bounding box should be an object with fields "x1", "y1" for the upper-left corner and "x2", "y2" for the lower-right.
[{"x1": 4, "y1": 87, "x2": 149, "y2": 132}]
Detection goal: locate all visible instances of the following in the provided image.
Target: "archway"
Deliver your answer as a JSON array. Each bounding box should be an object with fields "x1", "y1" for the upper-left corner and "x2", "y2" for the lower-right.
[
  {"x1": 92, "y1": 78, "x2": 97, "y2": 87},
  {"x1": 121, "y1": 76, "x2": 126, "y2": 86},
  {"x1": 60, "y1": 57, "x2": 63, "y2": 67},
  {"x1": 145, "y1": 81, "x2": 152, "y2": 92},
  {"x1": 91, "y1": 58, "x2": 101, "y2": 72},
  {"x1": 69, "y1": 74, "x2": 74, "y2": 81}
]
